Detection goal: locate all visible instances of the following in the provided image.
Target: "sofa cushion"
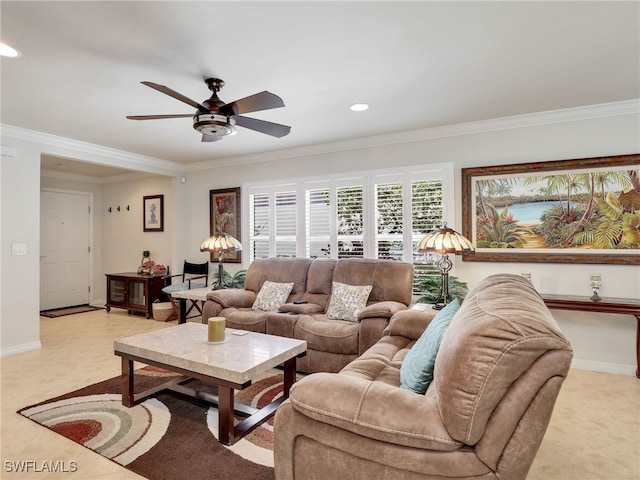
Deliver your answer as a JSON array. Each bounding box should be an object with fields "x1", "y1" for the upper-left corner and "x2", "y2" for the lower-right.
[
  {"x1": 220, "y1": 307, "x2": 270, "y2": 332},
  {"x1": 244, "y1": 257, "x2": 311, "y2": 300},
  {"x1": 434, "y1": 274, "x2": 573, "y2": 445},
  {"x1": 252, "y1": 281, "x2": 294, "y2": 311},
  {"x1": 332, "y1": 258, "x2": 413, "y2": 306},
  {"x1": 326, "y1": 282, "x2": 372, "y2": 322},
  {"x1": 400, "y1": 299, "x2": 460, "y2": 394},
  {"x1": 294, "y1": 315, "x2": 360, "y2": 355}
]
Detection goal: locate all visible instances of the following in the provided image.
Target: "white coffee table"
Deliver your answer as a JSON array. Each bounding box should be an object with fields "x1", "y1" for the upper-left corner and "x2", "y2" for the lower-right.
[
  {"x1": 170, "y1": 286, "x2": 211, "y2": 323},
  {"x1": 114, "y1": 323, "x2": 307, "y2": 445}
]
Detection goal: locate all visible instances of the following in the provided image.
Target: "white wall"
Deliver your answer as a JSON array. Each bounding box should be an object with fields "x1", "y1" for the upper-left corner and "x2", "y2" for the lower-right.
[
  {"x1": 101, "y1": 176, "x2": 176, "y2": 283},
  {"x1": 1, "y1": 110, "x2": 639, "y2": 375},
  {"x1": 1, "y1": 138, "x2": 42, "y2": 354},
  {"x1": 181, "y1": 113, "x2": 640, "y2": 375}
]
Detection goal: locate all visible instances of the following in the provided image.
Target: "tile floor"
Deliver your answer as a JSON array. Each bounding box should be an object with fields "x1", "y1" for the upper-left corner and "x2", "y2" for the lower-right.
[{"x1": 1, "y1": 309, "x2": 639, "y2": 479}]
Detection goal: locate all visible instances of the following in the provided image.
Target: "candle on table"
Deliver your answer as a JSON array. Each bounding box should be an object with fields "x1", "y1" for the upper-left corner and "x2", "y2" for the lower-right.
[{"x1": 208, "y1": 317, "x2": 226, "y2": 342}]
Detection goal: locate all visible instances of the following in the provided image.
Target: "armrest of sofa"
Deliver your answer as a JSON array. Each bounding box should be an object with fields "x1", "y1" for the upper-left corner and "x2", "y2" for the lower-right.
[
  {"x1": 288, "y1": 373, "x2": 461, "y2": 451},
  {"x1": 278, "y1": 302, "x2": 324, "y2": 314},
  {"x1": 205, "y1": 288, "x2": 256, "y2": 309},
  {"x1": 356, "y1": 302, "x2": 408, "y2": 355},
  {"x1": 383, "y1": 308, "x2": 438, "y2": 340},
  {"x1": 357, "y1": 301, "x2": 407, "y2": 321}
]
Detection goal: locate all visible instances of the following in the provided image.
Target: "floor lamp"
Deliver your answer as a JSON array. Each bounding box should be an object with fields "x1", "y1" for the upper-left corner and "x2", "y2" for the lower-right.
[
  {"x1": 200, "y1": 232, "x2": 242, "y2": 290},
  {"x1": 417, "y1": 223, "x2": 474, "y2": 309}
]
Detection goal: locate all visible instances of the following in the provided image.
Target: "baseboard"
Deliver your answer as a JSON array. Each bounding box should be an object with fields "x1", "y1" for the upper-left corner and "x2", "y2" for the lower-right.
[
  {"x1": 571, "y1": 358, "x2": 636, "y2": 377},
  {"x1": 1, "y1": 341, "x2": 42, "y2": 358}
]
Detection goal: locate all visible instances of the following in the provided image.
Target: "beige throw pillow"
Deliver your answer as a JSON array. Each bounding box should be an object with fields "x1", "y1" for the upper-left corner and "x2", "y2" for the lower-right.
[
  {"x1": 252, "y1": 281, "x2": 294, "y2": 311},
  {"x1": 326, "y1": 282, "x2": 373, "y2": 322}
]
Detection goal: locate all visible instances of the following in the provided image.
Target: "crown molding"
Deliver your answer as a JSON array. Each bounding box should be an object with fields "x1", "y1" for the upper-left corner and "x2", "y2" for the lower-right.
[
  {"x1": 0, "y1": 124, "x2": 183, "y2": 176},
  {"x1": 3, "y1": 100, "x2": 638, "y2": 175},
  {"x1": 185, "y1": 99, "x2": 640, "y2": 171},
  {"x1": 40, "y1": 168, "x2": 157, "y2": 184}
]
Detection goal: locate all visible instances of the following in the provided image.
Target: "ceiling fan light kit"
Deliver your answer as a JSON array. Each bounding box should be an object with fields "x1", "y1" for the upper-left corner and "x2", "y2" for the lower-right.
[
  {"x1": 193, "y1": 113, "x2": 236, "y2": 137},
  {"x1": 127, "y1": 77, "x2": 291, "y2": 143}
]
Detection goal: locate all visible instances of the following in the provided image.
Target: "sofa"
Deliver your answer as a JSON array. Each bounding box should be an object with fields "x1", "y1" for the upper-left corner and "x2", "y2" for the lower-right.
[
  {"x1": 201, "y1": 257, "x2": 414, "y2": 373},
  {"x1": 274, "y1": 273, "x2": 573, "y2": 480}
]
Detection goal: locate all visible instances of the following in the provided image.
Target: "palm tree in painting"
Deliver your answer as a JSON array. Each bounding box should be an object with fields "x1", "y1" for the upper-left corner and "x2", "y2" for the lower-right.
[
  {"x1": 475, "y1": 178, "x2": 516, "y2": 222},
  {"x1": 592, "y1": 170, "x2": 633, "y2": 199}
]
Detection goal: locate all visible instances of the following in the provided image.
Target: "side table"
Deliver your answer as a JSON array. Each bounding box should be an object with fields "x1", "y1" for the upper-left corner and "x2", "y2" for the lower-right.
[
  {"x1": 170, "y1": 286, "x2": 212, "y2": 323},
  {"x1": 105, "y1": 272, "x2": 167, "y2": 319},
  {"x1": 541, "y1": 294, "x2": 640, "y2": 378}
]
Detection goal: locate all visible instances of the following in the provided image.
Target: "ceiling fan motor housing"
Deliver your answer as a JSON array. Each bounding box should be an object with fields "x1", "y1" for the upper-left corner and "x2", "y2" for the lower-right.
[{"x1": 193, "y1": 113, "x2": 236, "y2": 136}]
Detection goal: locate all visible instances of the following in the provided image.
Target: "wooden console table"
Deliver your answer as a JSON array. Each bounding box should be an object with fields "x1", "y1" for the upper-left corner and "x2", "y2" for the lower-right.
[
  {"x1": 541, "y1": 294, "x2": 640, "y2": 378},
  {"x1": 105, "y1": 272, "x2": 167, "y2": 319}
]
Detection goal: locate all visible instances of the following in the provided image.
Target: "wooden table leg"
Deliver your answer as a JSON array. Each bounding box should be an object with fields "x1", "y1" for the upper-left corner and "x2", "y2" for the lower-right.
[
  {"x1": 282, "y1": 357, "x2": 296, "y2": 399},
  {"x1": 635, "y1": 315, "x2": 640, "y2": 378},
  {"x1": 121, "y1": 357, "x2": 135, "y2": 407},
  {"x1": 179, "y1": 298, "x2": 187, "y2": 324},
  {"x1": 217, "y1": 385, "x2": 235, "y2": 445}
]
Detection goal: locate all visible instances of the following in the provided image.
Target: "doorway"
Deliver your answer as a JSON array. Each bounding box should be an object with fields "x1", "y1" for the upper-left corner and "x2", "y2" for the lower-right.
[{"x1": 40, "y1": 190, "x2": 91, "y2": 311}]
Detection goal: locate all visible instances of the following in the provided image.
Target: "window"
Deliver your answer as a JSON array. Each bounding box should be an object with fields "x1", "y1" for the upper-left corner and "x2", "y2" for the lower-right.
[{"x1": 245, "y1": 163, "x2": 453, "y2": 274}]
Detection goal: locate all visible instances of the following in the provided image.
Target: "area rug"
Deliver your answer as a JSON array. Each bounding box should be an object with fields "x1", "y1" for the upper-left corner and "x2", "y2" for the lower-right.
[
  {"x1": 18, "y1": 367, "x2": 280, "y2": 480},
  {"x1": 40, "y1": 304, "x2": 103, "y2": 318}
]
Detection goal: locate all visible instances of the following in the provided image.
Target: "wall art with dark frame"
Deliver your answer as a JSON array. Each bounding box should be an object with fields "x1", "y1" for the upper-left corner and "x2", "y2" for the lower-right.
[
  {"x1": 143, "y1": 194, "x2": 164, "y2": 232},
  {"x1": 462, "y1": 154, "x2": 640, "y2": 265},
  {"x1": 209, "y1": 187, "x2": 241, "y2": 263}
]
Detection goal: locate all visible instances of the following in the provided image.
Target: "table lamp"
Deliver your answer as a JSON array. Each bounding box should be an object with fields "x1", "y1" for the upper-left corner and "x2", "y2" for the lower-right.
[
  {"x1": 417, "y1": 223, "x2": 474, "y2": 308},
  {"x1": 200, "y1": 232, "x2": 242, "y2": 290}
]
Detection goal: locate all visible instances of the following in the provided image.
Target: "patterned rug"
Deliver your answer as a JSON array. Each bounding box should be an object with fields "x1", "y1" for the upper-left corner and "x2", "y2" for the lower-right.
[
  {"x1": 18, "y1": 367, "x2": 280, "y2": 480},
  {"x1": 40, "y1": 305, "x2": 103, "y2": 318}
]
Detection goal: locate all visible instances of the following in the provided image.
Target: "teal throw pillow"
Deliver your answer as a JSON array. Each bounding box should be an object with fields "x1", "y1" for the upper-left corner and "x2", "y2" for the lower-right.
[{"x1": 400, "y1": 299, "x2": 460, "y2": 394}]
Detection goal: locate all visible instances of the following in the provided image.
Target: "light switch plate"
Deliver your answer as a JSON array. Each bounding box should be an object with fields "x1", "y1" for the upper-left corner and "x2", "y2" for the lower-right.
[{"x1": 11, "y1": 243, "x2": 27, "y2": 255}]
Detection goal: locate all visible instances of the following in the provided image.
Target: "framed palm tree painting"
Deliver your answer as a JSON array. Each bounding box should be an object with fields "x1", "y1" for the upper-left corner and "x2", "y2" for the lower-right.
[
  {"x1": 462, "y1": 154, "x2": 640, "y2": 264},
  {"x1": 209, "y1": 187, "x2": 241, "y2": 263}
]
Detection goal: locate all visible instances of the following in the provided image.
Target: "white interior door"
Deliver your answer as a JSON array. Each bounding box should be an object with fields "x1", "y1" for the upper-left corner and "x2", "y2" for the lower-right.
[{"x1": 40, "y1": 190, "x2": 90, "y2": 310}]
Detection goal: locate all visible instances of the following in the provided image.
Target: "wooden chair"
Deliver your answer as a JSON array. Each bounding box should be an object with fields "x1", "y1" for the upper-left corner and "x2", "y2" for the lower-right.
[{"x1": 162, "y1": 261, "x2": 209, "y2": 318}]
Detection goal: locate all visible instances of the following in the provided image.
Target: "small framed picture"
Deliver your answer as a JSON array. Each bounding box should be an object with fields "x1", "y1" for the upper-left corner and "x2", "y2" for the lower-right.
[{"x1": 143, "y1": 194, "x2": 164, "y2": 232}]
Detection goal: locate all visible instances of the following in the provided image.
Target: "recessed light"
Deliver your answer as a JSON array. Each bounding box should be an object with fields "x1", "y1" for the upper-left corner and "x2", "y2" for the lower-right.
[
  {"x1": 0, "y1": 42, "x2": 21, "y2": 58},
  {"x1": 350, "y1": 103, "x2": 369, "y2": 112}
]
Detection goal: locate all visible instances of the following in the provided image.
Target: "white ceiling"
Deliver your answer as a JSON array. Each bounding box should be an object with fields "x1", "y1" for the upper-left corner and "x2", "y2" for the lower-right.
[{"x1": 2, "y1": 1, "x2": 639, "y2": 177}]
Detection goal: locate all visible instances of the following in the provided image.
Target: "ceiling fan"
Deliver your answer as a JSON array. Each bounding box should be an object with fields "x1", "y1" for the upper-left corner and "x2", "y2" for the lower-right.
[{"x1": 127, "y1": 78, "x2": 291, "y2": 142}]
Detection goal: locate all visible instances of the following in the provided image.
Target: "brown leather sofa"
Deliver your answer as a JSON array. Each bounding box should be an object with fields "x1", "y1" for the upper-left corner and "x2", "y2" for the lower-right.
[
  {"x1": 274, "y1": 273, "x2": 573, "y2": 480},
  {"x1": 201, "y1": 257, "x2": 414, "y2": 373}
]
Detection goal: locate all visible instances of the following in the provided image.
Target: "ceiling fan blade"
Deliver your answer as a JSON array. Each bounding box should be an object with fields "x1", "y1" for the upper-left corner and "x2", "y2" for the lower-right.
[
  {"x1": 201, "y1": 134, "x2": 223, "y2": 142},
  {"x1": 234, "y1": 115, "x2": 291, "y2": 138},
  {"x1": 127, "y1": 114, "x2": 193, "y2": 120},
  {"x1": 141, "y1": 81, "x2": 208, "y2": 112},
  {"x1": 220, "y1": 91, "x2": 285, "y2": 116}
]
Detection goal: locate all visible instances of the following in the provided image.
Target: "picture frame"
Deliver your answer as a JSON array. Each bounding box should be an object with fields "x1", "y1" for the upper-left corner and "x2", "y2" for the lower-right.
[
  {"x1": 461, "y1": 154, "x2": 640, "y2": 264},
  {"x1": 143, "y1": 194, "x2": 164, "y2": 232},
  {"x1": 209, "y1": 187, "x2": 241, "y2": 263}
]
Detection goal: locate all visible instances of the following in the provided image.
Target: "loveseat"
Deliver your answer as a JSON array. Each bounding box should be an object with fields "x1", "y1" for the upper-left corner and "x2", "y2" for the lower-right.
[
  {"x1": 274, "y1": 273, "x2": 573, "y2": 480},
  {"x1": 201, "y1": 257, "x2": 414, "y2": 373}
]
